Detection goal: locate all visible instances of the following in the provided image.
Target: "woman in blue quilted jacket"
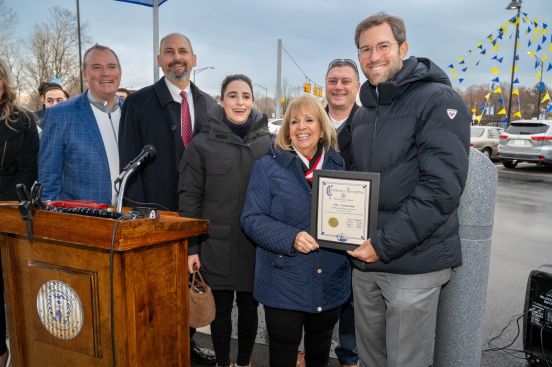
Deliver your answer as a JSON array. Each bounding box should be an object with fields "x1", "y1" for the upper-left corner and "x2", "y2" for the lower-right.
[{"x1": 241, "y1": 95, "x2": 351, "y2": 367}]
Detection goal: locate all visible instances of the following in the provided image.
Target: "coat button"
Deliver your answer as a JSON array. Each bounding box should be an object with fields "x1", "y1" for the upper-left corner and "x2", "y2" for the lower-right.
[
  {"x1": 316, "y1": 268, "x2": 322, "y2": 274},
  {"x1": 316, "y1": 306, "x2": 322, "y2": 312}
]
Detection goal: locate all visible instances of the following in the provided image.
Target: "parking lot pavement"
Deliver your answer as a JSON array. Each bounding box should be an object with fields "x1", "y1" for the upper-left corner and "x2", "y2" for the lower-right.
[{"x1": 494, "y1": 162, "x2": 552, "y2": 182}]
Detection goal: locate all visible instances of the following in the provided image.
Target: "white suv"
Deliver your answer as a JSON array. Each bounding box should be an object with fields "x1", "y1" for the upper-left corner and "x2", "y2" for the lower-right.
[{"x1": 497, "y1": 119, "x2": 552, "y2": 168}]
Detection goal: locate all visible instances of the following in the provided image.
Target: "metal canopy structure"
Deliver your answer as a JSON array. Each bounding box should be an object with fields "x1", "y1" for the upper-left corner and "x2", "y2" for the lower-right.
[{"x1": 114, "y1": 0, "x2": 169, "y2": 82}]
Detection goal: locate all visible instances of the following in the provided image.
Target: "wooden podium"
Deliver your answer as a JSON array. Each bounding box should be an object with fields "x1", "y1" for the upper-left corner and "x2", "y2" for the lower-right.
[{"x1": 0, "y1": 205, "x2": 208, "y2": 366}]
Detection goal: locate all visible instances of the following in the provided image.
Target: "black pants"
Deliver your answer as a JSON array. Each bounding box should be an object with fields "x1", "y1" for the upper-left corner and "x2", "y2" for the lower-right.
[
  {"x1": 264, "y1": 306, "x2": 340, "y2": 367},
  {"x1": 211, "y1": 290, "x2": 258, "y2": 366}
]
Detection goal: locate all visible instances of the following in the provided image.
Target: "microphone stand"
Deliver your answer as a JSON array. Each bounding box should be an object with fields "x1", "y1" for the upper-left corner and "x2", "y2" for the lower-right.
[
  {"x1": 114, "y1": 145, "x2": 156, "y2": 214},
  {"x1": 16, "y1": 183, "x2": 37, "y2": 240},
  {"x1": 115, "y1": 165, "x2": 137, "y2": 213}
]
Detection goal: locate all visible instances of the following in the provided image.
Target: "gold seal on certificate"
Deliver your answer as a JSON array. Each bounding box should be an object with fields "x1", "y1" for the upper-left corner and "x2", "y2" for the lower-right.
[{"x1": 310, "y1": 170, "x2": 380, "y2": 251}]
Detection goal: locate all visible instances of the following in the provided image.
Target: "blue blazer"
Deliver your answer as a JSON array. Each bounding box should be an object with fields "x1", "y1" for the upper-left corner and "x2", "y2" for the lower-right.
[{"x1": 39, "y1": 92, "x2": 113, "y2": 204}]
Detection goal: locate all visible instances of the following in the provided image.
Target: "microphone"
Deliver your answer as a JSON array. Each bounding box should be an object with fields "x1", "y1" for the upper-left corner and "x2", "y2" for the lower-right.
[
  {"x1": 115, "y1": 145, "x2": 156, "y2": 213},
  {"x1": 121, "y1": 145, "x2": 157, "y2": 172}
]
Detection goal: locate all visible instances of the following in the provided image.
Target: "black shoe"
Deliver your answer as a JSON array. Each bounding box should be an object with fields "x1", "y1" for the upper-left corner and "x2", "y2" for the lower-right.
[{"x1": 191, "y1": 344, "x2": 216, "y2": 366}]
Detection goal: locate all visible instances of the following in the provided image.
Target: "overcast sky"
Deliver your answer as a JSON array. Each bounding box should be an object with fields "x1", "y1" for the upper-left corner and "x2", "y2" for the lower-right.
[{"x1": 8, "y1": 0, "x2": 552, "y2": 97}]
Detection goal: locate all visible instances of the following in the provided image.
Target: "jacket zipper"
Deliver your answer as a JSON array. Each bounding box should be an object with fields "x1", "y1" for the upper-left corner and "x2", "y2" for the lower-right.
[
  {"x1": 0, "y1": 141, "x2": 7, "y2": 168},
  {"x1": 370, "y1": 106, "x2": 379, "y2": 172}
]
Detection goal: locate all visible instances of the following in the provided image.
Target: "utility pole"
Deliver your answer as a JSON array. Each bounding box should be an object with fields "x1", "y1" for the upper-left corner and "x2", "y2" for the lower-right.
[
  {"x1": 76, "y1": 0, "x2": 83, "y2": 92},
  {"x1": 276, "y1": 39, "x2": 282, "y2": 118},
  {"x1": 153, "y1": 0, "x2": 160, "y2": 82},
  {"x1": 114, "y1": 0, "x2": 166, "y2": 82},
  {"x1": 535, "y1": 55, "x2": 544, "y2": 119},
  {"x1": 506, "y1": 1, "x2": 522, "y2": 125}
]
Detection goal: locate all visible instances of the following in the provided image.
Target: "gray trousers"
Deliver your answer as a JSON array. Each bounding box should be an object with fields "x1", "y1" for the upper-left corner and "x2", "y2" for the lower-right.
[{"x1": 352, "y1": 268, "x2": 451, "y2": 367}]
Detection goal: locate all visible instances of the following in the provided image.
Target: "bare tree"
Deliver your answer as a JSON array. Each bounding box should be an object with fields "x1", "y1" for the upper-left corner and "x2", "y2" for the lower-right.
[
  {"x1": 2, "y1": 43, "x2": 25, "y2": 98},
  {"x1": 254, "y1": 96, "x2": 276, "y2": 119},
  {"x1": 458, "y1": 83, "x2": 538, "y2": 123},
  {"x1": 0, "y1": 0, "x2": 18, "y2": 69},
  {"x1": 0, "y1": 1, "x2": 28, "y2": 101},
  {"x1": 0, "y1": 0, "x2": 17, "y2": 44},
  {"x1": 280, "y1": 78, "x2": 302, "y2": 115},
  {"x1": 22, "y1": 6, "x2": 90, "y2": 108}
]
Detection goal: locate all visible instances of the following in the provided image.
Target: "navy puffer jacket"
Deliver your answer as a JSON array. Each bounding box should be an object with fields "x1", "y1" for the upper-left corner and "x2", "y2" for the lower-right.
[
  {"x1": 241, "y1": 145, "x2": 351, "y2": 313},
  {"x1": 351, "y1": 56, "x2": 470, "y2": 274}
]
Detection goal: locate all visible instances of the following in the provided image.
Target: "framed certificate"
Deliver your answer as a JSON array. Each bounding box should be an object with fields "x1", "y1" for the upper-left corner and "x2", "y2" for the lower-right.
[{"x1": 310, "y1": 170, "x2": 379, "y2": 251}]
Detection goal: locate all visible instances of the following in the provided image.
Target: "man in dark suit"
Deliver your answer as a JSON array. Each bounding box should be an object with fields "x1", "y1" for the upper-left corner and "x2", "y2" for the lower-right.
[
  {"x1": 325, "y1": 58, "x2": 360, "y2": 367},
  {"x1": 118, "y1": 33, "x2": 217, "y2": 366}
]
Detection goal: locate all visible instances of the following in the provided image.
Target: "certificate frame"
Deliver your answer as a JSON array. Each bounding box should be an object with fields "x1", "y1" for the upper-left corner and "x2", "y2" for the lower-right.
[{"x1": 310, "y1": 170, "x2": 379, "y2": 251}]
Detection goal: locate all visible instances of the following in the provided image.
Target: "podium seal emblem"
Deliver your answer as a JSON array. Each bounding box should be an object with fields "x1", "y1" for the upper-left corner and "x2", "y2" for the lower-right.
[{"x1": 36, "y1": 280, "x2": 83, "y2": 340}]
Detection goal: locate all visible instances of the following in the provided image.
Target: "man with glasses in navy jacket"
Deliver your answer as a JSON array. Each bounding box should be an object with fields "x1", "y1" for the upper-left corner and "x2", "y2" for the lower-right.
[{"x1": 348, "y1": 13, "x2": 470, "y2": 367}]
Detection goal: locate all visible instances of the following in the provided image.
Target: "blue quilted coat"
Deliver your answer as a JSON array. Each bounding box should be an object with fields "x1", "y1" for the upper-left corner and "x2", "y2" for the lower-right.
[{"x1": 241, "y1": 145, "x2": 351, "y2": 313}]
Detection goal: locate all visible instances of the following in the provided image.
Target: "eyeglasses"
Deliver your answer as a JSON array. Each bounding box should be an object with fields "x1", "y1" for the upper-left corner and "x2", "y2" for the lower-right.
[
  {"x1": 327, "y1": 58, "x2": 358, "y2": 72},
  {"x1": 357, "y1": 42, "x2": 398, "y2": 59}
]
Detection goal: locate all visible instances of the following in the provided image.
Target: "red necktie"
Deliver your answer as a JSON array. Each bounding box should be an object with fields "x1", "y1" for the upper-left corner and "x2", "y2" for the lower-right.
[{"x1": 180, "y1": 90, "x2": 193, "y2": 147}]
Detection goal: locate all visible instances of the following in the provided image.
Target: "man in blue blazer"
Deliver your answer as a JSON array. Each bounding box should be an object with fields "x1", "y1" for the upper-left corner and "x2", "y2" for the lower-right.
[
  {"x1": 39, "y1": 44, "x2": 122, "y2": 205},
  {"x1": 118, "y1": 33, "x2": 217, "y2": 365}
]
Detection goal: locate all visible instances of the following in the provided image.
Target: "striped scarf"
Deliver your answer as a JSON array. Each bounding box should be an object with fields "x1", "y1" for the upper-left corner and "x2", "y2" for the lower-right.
[{"x1": 294, "y1": 143, "x2": 324, "y2": 185}]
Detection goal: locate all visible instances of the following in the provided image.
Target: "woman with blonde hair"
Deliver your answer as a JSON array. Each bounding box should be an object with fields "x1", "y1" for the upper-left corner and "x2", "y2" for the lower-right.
[
  {"x1": 241, "y1": 95, "x2": 351, "y2": 367},
  {"x1": 0, "y1": 58, "x2": 39, "y2": 366}
]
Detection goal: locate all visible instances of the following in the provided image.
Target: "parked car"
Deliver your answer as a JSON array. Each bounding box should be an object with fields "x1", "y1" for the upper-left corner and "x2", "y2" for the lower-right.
[
  {"x1": 268, "y1": 118, "x2": 282, "y2": 136},
  {"x1": 470, "y1": 126, "x2": 504, "y2": 159},
  {"x1": 497, "y1": 119, "x2": 552, "y2": 168}
]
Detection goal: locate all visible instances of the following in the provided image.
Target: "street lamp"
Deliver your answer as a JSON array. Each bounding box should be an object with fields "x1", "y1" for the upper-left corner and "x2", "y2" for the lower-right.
[
  {"x1": 506, "y1": 0, "x2": 522, "y2": 125},
  {"x1": 254, "y1": 83, "x2": 269, "y2": 115},
  {"x1": 193, "y1": 66, "x2": 214, "y2": 84},
  {"x1": 529, "y1": 52, "x2": 545, "y2": 119}
]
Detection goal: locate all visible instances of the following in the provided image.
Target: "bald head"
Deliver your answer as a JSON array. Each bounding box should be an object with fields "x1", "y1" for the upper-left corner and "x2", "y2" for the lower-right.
[
  {"x1": 160, "y1": 33, "x2": 193, "y2": 54},
  {"x1": 157, "y1": 33, "x2": 197, "y2": 88}
]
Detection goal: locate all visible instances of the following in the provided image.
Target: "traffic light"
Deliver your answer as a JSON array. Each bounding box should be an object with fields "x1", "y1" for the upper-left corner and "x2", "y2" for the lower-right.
[
  {"x1": 279, "y1": 97, "x2": 285, "y2": 104},
  {"x1": 303, "y1": 82, "x2": 311, "y2": 93},
  {"x1": 316, "y1": 86, "x2": 321, "y2": 96},
  {"x1": 310, "y1": 85, "x2": 322, "y2": 97}
]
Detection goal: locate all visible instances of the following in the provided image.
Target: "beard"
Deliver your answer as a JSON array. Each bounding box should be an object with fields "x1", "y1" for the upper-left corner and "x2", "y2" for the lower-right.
[
  {"x1": 166, "y1": 62, "x2": 189, "y2": 80},
  {"x1": 366, "y1": 65, "x2": 400, "y2": 86}
]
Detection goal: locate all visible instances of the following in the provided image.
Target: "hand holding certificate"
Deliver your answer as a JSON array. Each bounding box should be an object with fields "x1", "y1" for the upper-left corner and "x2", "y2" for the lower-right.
[
  {"x1": 346, "y1": 238, "x2": 380, "y2": 262},
  {"x1": 310, "y1": 170, "x2": 379, "y2": 251}
]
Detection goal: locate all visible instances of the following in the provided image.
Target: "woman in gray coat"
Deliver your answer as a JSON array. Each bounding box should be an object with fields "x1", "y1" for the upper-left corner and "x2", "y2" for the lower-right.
[{"x1": 178, "y1": 74, "x2": 271, "y2": 367}]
